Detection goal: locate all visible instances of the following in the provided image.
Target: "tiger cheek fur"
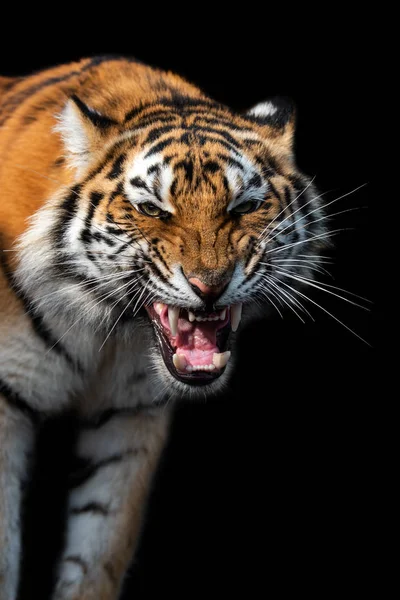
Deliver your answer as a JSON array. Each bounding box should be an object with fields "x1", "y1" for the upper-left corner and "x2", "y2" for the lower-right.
[{"x1": 0, "y1": 57, "x2": 325, "y2": 599}]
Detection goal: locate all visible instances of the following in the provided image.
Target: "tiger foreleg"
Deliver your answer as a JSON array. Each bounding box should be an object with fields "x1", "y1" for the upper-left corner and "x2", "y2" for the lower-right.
[
  {"x1": 0, "y1": 391, "x2": 36, "y2": 600},
  {"x1": 52, "y1": 407, "x2": 170, "y2": 600}
]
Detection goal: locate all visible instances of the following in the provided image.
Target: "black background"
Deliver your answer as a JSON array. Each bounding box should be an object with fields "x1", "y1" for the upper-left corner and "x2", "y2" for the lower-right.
[{"x1": 1, "y1": 11, "x2": 380, "y2": 599}]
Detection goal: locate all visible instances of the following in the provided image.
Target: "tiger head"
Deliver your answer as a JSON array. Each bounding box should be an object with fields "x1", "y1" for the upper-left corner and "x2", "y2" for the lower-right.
[{"x1": 28, "y1": 83, "x2": 324, "y2": 394}]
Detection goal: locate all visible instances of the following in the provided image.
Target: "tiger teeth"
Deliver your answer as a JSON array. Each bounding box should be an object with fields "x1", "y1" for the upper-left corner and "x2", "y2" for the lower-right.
[
  {"x1": 185, "y1": 364, "x2": 216, "y2": 372},
  {"x1": 230, "y1": 303, "x2": 243, "y2": 332},
  {"x1": 155, "y1": 303, "x2": 237, "y2": 330},
  {"x1": 212, "y1": 351, "x2": 231, "y2": 369},
  {"x1": 192, "y1": 309, "x2": 227, "y2": 322},
  {"x1": 172, "y1": 353, "x2": 187, "y2": 372},
  {"x1": 168, "y1": 306, "x2": 180, "y2": 336},
  {"x1": 154, "y1": 302, "x2": 165, "y2": 316}
]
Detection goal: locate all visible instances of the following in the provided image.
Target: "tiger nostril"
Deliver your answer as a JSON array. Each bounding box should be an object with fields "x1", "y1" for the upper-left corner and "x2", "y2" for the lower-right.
[
  {"x1": 188, "y1": 277, "x2": 223, "y2": 296},
  {"x1": 188, "y1": 276, "x2": 229, "y2": 302}
]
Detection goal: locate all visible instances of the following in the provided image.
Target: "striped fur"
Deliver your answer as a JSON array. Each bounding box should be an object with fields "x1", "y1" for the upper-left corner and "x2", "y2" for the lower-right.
[{"x1": 0, "y1": 57, "x2": 325, "y2": 599}]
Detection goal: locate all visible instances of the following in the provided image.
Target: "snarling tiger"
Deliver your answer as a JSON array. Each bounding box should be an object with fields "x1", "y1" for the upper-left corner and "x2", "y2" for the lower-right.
[{"x1": 0, "y1": 56, "x2": 325, "y2": 599}]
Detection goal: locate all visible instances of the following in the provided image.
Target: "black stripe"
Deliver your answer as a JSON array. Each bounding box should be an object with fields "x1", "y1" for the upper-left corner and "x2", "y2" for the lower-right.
[
  {"x1": 248, "y1": 173, "x2": 263, "y2": 188},
  {"x1": 149, "y1": 261, "x2": 179, "y2": 290},
  {"x1": 175, "y1": 158, "x2": 194, "y2": 183},
  {"x1": 198, "y1": 134, "x2": 241, "y2": 155},
  {"x1": 203, "y1": 160, "x2": 221, "y2": 174},
  {"x1": 130, "y1": 114, "x2": 178, "y2": 129},
  {"x1": 70, "y1": 502, "x2": 109, "y2": 516},
  {"x1": 267, "y1": 155, "x2": 284, "y2": 176},
  {"x1": 71, "y1": 95, "x2": 117, "y2": 130},
  {"x1": 53, "y1": 185, "x2": 81, "y2": 250},
  {"x1": 69, "y1": 449, "x2": 147, "y2": 489},
  {"x1": 0, "y1": 55, "x2": 141, "y2": 127},
  {"x1": 284, "y1": 186, "x2": 294, "y2": 216},
  {"x1": 203, "y1": 174, "x2": 217, "y2": 193},
  {"x1": 106, "y1": 153, "x2": 126, "y2": 180},
  {"x1": 124, "y1": 97, "x2": 222, "y2": 124},
  {"x1": 130, "y1": 176, "x2": 150, "y2": 191},
  {"x1": 226, "y1": 156, "x2": 245, "y2": 171},
  {"x1": 144, "y1": 125, "x2": 176, "y2": 144},
  {"x1": 192, "y1": 115, "x2": 248, "y2": 130},
  {"x1": 80, "y1": 191, "x2": 104, "y2": 244},
  {"x1": 152, "y1": 246, "x2": 172, "y2": 274},
  {"x1": 0, "y1": 378, "x2": 41, "y2": 424},
  {"x1": 195, "y1": 125, "x2": 242, "y2": 148},
  {"x1": 269, "y1": 181, "x2": 283, "y2": 203},
  {"x1": 144, "y1": 137, "x2": 177, "y2": 158},
  {"x1": 81, "y1": 399, "x2": 168, "y2": 430},
  {"x1": 0, "y1": 241, "x2": 83, "y2": 374}
]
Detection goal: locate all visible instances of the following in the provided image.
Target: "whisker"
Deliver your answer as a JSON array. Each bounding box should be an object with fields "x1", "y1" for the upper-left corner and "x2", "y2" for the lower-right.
[
  {"x1": 262, "y1": 275, "x2": 314, "y2": 320},
  {"x1": 302, "y1": 205, "x2": 367, "y2": 230},
  {"x1": 268, "y1": 258, "x2": 333, "y2": 278},
  {"x1": 261, "y1": 184, "x2": 367, "y2": 246},
  {"x1": 260, "y1": 188, "x2": 329, "y2": 244},
  {"x1": 94, "y1": 280, "x2": 144, "y2": 334},
  {"x1": 83, "y1": 197, "x2": 151, "y2": 259},
  {"x1": 257, "y1": 176, "x2": 317, "y2": 241},
  {"x1": 266, "y1": 228, "x2": 353, "y2": 255},
  {"x1": 274, "y1": 268, "x2": 370, "y2": 309},
  {"x1": 269, "y1": 275, "x2": 371, "y2": 346},
  {"x1": 34, "y1": 268, "x2": 143, "y2": 302},
  {"x1": 298, "y1": 254, "x2": 333, "y2": 261},
  {"x1": 259, "y1": 277, "x2": 306, "y2": 323},
  {"x1": 99, "y1": 280, "x2": 150, "y2": 351},
  {"x1": 45, "y1": 276, "x2": 144, "y2": 353},
  {"x1": 256, "y1": 289, "x2": 284, "y2": 319}
]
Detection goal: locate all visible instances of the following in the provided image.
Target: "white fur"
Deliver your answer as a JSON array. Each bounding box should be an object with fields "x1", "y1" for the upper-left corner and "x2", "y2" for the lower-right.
[
  {"x1": 54, "y1": 101, "x2": 92, "y2": 177},
  {"x1": 248, "y1": 101, "x2": 278, "y2": 119},
  {"x1": 226, "y1": 153, "x2": 268, "y2": 212},
  {"x1": 124, "y1": 151, "x2": 176, "y2": 213}
]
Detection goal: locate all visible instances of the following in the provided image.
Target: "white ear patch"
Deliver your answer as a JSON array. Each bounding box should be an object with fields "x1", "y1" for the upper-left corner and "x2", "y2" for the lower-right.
[
  {"x1": 247, "y1": 101, "x2": 278, "y2": 119},
  {"x1": 54, "y1": 100, "x2": 91, "y2": 175}
]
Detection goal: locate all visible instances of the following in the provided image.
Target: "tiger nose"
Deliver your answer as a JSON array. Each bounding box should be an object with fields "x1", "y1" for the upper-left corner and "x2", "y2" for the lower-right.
[{"x1": 188, "y1": 277, "x2": 229, "y2": 301}]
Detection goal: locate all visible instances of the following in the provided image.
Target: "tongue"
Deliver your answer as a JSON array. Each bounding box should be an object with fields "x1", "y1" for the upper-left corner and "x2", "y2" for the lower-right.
[
  {"x1": 174, "y1": 320, "x2": 219, "y2": 367},
  {"x1": 160, "y1": 310, "x2": 219, "y2": 367}
]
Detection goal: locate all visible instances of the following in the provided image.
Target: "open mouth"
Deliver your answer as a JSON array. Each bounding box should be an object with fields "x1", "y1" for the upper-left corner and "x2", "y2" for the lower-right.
[{"x1": 145, "y1": 302, "x2": 242, "y2": 385}]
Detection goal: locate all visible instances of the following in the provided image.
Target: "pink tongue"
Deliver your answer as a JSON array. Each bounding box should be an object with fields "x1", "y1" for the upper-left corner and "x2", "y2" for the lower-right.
[
  {"x1": 161, "y1": 312, "x2": 219, "y2": 367},
  {"x1": 175, "y1": 320, "x2": 219, "y2": 366}
]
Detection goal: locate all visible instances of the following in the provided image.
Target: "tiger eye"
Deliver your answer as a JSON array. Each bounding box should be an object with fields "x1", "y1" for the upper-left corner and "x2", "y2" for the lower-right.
[
  {"x1": 232, "y1": 201, "x2": 261, "y2": 215},
  {"x1": 140, "y1": 202, "x2": 162, "y2": 217}
]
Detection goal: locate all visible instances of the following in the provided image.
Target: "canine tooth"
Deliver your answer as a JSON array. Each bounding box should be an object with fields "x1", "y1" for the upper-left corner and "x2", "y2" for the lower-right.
[
  {"x1": 188, "y1": 311, "x2": 196, "y2": 322},
  {"x1": 230, "y1": 304, "x2": 243, "y2": 332},
  {"x1": 173, "y1": 353, "x2": 187, "y2": 371},
  {"x1": 212, "y1": 351, "x2": 231, "y2": 369},
  {"x1": 220, "y1": 309, "x2": 227, "y2": 320},
  {"x1": 154, "y1": 302, "x2": 164, "y2": 315},
  {"x1": 186, "y1": 365, "x2": 193, "y2": 372},
  {"x1": 168, "y1": 306, "x2": 180, "y2": 335}
]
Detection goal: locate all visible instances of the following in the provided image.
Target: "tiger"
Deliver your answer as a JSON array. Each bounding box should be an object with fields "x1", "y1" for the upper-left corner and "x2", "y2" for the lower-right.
[{"x1": 0, "y1": 56, "x2": 325, "y2": 600}]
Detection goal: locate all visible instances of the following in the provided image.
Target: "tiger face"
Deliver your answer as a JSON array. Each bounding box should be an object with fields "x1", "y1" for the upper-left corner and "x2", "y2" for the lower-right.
[{"x1": 24, "y1": 90, "x2": 324, "y2": 393}]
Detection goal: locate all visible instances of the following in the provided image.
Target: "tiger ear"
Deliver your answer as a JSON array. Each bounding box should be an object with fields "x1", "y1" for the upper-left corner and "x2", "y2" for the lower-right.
[
  {"x1": 55, "y1": 96, "x2": 117, "y2": 176},
  {"x1": 246, "y1": 97, "x2": 295, "y2": 153}
]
